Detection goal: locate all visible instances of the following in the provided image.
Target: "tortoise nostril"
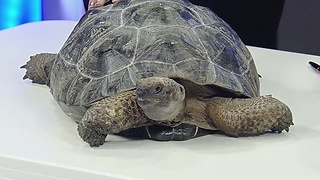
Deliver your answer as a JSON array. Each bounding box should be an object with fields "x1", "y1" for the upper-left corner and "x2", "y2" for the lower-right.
[{"x1": 136, "y1": 88, "x2": 147, "y2": 98}]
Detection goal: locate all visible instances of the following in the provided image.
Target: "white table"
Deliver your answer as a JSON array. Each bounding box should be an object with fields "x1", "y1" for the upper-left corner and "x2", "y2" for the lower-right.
[{"x1": 0, "y1": 21, "x2": 319, "y2": 180}]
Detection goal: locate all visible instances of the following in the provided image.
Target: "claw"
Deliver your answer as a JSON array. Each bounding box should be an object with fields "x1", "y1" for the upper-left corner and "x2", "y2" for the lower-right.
[
  {"x1": 285, "y1": 127, "x2": 289, "y2": 132},
  {"x1": 23, "y1": 75, "x2": 28, "y2": 80},
  {"x1": 20, "y1": 64, "x2": 26, "y2": 69}
]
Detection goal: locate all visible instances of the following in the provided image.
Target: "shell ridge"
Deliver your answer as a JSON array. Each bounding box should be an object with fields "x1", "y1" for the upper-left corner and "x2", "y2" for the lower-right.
[
  {"x1": 120, "y1": 8, "x2": 124, "y2": 25},
  {"x1": 131, "y1": 28, "x2": 141, "y2": 63},
  {"x1": 186, "y1": 3, "x2": 205, "y2": 25},
  {"x1": 58, "y1": 52, "x2": 76, "y2": 66},
  {"x1": 79, "y1": 79, "x2": 92, "y2": 106},
  {"x1": 190, "y1": 26, "x2": 211, "y2": 62},
  {"x1": 79, "y1": 78, "x2": 105, "y2": 106}
]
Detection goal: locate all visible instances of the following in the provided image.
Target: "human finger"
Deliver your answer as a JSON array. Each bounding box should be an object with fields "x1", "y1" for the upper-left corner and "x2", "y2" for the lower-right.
[{"x1": 88, "y1": 0, "x2": 108, "y2": 10}]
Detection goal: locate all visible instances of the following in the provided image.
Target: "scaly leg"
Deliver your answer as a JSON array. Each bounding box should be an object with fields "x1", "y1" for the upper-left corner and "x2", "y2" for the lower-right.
[
  {"x1": 77, "y1": 90, "x2": 151, "y2": 147},
  {"x1": 21, "y1": 53, "x2": 56, "y2": 85},
  {"x1": 206, "y1": 95, "x2": 293, "y2": 136}
]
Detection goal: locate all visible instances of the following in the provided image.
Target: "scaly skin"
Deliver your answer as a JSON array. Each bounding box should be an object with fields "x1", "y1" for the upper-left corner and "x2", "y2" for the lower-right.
[
  {"x1": 206, "y1": 96, "x2": 293, "y2": 136},
  {"x1": 78, "y1": 91, "x2": 152, "y2": 147}
]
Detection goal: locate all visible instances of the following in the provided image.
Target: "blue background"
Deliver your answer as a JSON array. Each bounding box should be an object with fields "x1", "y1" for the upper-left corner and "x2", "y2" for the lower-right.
[{"x1": 0, "y1": 0, "x2": 42, "y2": 30}]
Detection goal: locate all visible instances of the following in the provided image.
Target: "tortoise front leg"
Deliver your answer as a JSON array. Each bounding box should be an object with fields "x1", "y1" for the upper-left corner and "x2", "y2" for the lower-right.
[
  {"x1": 77, "y1": 90, "x2": 151, "y2": 147},
  {"x1": 20, "y1": 53, "x2": 56, "y2": 85},
  {"x1": 206, "y1": 96, "x2": 293, "y2": 136}
]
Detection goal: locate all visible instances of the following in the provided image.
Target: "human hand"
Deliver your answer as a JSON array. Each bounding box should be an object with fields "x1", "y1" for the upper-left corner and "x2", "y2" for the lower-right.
[{"x1": 88, "y1": 0, "x2": 119, "y2": 10}]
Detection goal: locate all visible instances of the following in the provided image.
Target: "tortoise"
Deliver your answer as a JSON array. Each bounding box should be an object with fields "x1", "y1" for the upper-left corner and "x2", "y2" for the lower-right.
[{"x1": 21, "y1": 0, "x2": 293, "y2": 147}]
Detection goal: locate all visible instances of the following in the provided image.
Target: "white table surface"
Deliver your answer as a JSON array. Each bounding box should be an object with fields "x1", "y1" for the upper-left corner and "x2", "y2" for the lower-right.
[{"x1": 0, "y1": 21, "x2": 319, "y2": 180}]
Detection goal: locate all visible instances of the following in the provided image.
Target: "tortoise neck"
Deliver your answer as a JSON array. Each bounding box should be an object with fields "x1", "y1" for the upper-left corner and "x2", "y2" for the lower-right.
[{"x1": 142, "y1": 99, "x2": 186, "y2": 122}]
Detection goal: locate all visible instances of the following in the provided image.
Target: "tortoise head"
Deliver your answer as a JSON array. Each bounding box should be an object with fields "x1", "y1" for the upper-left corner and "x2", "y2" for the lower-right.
[{"x1": 136, "y1": 77, "x2": 185, "y2": 121}]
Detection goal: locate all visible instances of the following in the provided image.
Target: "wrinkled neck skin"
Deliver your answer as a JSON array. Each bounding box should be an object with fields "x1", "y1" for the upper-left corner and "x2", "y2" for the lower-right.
[{"x1": 142, "y1": 99, "x2": 185, "y2": 122}]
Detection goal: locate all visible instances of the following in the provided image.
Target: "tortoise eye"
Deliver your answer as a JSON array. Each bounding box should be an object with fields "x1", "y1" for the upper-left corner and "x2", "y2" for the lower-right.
[{"x1": 153, "y1": 85, "x2": 162, "y2": 94}]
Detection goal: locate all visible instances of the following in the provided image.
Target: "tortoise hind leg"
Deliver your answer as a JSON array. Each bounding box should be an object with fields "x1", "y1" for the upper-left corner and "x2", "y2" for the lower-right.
[
  {"x1": 21, "y1": 53, "x2": 56, "y2": 85},
  {"x1": 117, "y1": 124, "x2": 210, "y2": 141},
  {"x1": 206, "y1": 96, "x2": 293, "y2": 136}
]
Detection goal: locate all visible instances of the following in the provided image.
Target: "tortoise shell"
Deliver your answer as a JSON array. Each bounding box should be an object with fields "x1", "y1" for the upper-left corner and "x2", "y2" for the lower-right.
[{"x1": 49, "y1": 0, "x2": 260, "y2": 121}]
